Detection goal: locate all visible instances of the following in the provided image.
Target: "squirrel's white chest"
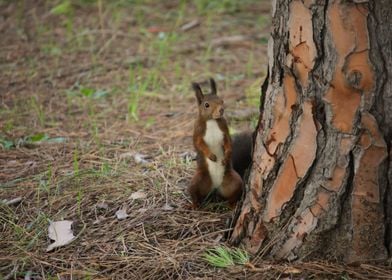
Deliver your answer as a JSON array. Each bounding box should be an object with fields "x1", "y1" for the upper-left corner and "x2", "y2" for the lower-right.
[{"x1": 203, "y1": 120, "x2": 225, "y2": 187}]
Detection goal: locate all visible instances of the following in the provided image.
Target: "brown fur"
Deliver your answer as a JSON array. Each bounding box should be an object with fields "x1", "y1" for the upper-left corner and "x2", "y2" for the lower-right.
[{"x1": 188, "y1": 79, "x2": 243, "y2": 209}]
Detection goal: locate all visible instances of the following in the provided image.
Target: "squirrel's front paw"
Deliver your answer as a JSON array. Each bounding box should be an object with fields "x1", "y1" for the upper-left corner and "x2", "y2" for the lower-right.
[{"x1": 208, "y1": 154, "x2": 217, "y2": 162}]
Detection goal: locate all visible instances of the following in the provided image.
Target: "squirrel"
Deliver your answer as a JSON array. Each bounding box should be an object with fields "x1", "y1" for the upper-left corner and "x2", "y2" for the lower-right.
[{"x1": 188, "y1": 78, "x2": 252, "y2": 209}]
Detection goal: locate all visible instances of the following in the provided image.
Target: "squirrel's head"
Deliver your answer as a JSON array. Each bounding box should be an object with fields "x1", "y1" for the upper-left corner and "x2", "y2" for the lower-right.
[{"x1": 192, "y1": 78, "x2": 224, "y2": 120}]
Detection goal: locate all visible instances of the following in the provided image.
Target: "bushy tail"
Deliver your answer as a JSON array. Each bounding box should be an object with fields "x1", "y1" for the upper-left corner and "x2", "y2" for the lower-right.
[{"x1": 231, "y1": 131, "x2": 253, "y2": 179}]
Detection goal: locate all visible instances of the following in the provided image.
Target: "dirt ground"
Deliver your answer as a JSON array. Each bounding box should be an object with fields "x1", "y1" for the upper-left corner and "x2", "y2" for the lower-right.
[{"x1": 1, "y1": 1, "x2": 391, "y2": 279}]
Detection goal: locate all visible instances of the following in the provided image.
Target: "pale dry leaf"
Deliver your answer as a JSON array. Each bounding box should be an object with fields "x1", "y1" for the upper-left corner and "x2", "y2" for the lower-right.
[
  {"x1": 115, "y1": 209, "x2": 128, "y2": 220},
  {"x1": 133, "y1": 153, "x2": 148, "y2": 164},
  {"x1": 129, "y1": 190, "x2": 147, "y2": 200},
  {"x1": 46, "y1": 220, "x2": 76, "y2": 252},
  {"x1": 96, "y1": 202, "x2": 108, "y2": 210},
  {"x1": 162, "y1": 203, "x2": 174, "y2": 211}
]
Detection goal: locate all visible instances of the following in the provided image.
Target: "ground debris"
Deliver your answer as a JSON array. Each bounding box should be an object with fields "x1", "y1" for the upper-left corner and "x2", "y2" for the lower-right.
[{"x1": 46, "y1": 221, "x2": 76, "y2": 252}]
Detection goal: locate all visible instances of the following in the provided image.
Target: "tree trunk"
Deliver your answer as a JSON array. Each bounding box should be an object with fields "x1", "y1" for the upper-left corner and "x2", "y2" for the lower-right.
[{"x1": 230, "y1": 0, "x2": 392, "y2": 262}]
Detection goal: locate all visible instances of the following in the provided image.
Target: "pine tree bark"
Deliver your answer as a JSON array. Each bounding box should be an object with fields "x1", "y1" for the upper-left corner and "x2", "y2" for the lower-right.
[{"x1": 230, "y1": 0, "x2": 392, "y2": 262}]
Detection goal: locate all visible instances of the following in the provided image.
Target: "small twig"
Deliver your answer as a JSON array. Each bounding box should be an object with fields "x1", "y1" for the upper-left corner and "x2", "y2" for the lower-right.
[
  {"x1": 180, "y1": 20, "x2": 200, "y2": 32},
  {"x1": 1, "y1": 196, "x2": 22, "y2": 206}
]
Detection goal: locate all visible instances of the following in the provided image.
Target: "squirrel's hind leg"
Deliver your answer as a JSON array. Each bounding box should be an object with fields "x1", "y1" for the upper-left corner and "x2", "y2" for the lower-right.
[
  {"x1": 188, "y1": 171, "x2": 212, "y2": 209},
  {"x1": 219, "y1": 171, "x2": 243, "y2": 208}
]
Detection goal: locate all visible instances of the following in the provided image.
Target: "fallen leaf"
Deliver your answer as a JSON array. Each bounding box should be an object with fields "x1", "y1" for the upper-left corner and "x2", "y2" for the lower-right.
[
  {"x1": 133, "y1": 153, "x2": 148, "y2": 164},
  {"x1": 46, "y1": 220, "x2": 76, "y2": 252},
  {"x1": 129, "y1": 190, "x2": 147, "y2": 200},
  {"x1": 162, "y1": 203, "x2": 174, "y2": 211},
  {"x1": 115, "y1": 209, "x2": 128, "y2": 220},
  {"x1": 96, "y1": 202, "x2": 108, "y2": 210}
]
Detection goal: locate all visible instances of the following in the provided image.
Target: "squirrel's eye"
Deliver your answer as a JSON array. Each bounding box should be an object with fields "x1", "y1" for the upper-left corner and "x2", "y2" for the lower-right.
[{"x1": 204, "y1": 102, "x2": 210, "y2": 108}]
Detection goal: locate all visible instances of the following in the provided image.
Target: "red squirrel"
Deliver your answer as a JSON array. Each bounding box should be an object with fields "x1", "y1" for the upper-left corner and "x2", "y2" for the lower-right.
[{"x1": 188, "y1": 78, "x2": 251, "y2": 209}]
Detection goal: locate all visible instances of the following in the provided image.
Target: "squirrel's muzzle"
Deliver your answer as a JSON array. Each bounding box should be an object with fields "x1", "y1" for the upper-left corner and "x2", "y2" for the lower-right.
[{"x1": 213, "y1": 105, "x2": 224, "y2": 119}]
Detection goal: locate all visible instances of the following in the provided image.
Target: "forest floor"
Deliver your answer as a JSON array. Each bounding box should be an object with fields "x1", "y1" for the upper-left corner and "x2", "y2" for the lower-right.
[{"x1": 1, "y1": 1, "x2": 391, "y2": 279}]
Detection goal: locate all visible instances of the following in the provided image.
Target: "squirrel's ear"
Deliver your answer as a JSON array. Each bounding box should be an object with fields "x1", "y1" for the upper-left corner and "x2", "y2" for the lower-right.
[
  {"x1": 209, "y1": 78, "x2": 217, "y2": 95},
  {"x1": 192, "y1": 82, "x2": 204, "y2": 105}
]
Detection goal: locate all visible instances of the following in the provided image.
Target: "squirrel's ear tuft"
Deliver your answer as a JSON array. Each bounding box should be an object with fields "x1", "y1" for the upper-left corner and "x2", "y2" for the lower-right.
[
  {"x1": 192, "y1": 82, "x2": 204, "y2": 105},
  {"x1": 209, "y1": 78, "x2": 217, "y2": 95}
]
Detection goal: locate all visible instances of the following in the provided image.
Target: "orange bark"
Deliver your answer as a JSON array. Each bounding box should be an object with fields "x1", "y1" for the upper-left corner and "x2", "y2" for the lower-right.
[
  {"x1": 287, "y1": 1, "x2": 316, "y2": 88},
  {"x1": 264, "y1": 101, "x2": 317, "y2": 222},
  {"x1": 324, "y1": 4, "x2": 372, "y2": 133}
]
